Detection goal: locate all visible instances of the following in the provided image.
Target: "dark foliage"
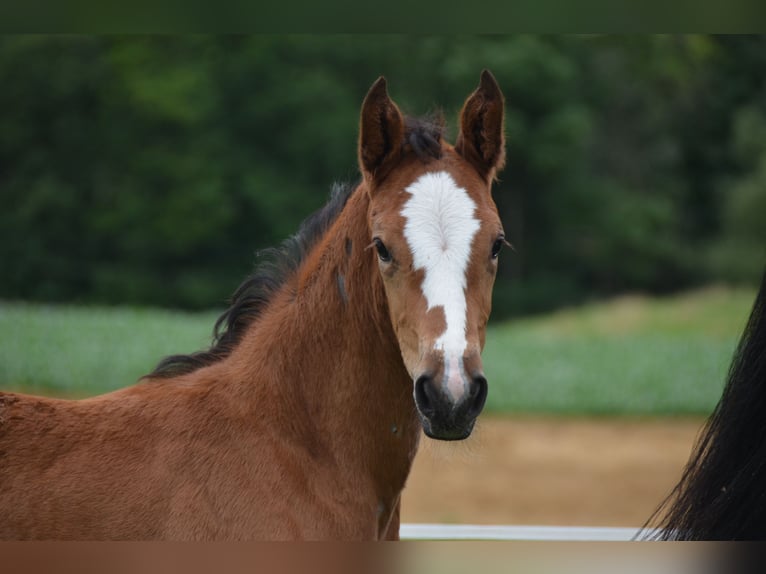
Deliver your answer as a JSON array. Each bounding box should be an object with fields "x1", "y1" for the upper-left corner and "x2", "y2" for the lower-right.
[{"x1": 2, "y1": 36, "x2": 764, "y2": 317}]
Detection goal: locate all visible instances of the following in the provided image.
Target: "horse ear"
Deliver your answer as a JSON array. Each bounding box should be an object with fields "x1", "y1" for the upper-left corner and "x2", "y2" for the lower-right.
[
  {"x1": 455, "y1": 70, "x2": 506, "y2": 182},
  {"x1": 358, "y1": 76, "x2": 405, "y2": 184}
]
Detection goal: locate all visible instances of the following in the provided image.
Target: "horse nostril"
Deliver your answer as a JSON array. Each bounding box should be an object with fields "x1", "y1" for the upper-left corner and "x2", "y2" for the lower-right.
[
  {"x1": 414, "y1": 374, "x2": 435, "y2": 416},
  {"x1": 467, "y1": 375, "x2": 488, "y2": 418}
]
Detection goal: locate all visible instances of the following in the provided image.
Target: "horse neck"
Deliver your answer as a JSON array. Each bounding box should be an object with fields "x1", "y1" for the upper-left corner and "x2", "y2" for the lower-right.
[{"x1": 224, "y1": 184, "x2": 420, "y2": 493}]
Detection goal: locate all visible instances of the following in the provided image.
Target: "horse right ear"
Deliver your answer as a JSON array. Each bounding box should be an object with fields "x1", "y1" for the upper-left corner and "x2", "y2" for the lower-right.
[{"x1": 358, "y1": 77, "x2": 405, "y2": 185}]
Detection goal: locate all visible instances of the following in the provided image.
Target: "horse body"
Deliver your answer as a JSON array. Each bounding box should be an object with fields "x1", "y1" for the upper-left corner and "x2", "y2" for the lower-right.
[
  {"x1": 0, "y1": 71, "x2": 506, "y2": 540},
  {"x1": 0, "y1": 183, "x2": 417, "y2": 540}
]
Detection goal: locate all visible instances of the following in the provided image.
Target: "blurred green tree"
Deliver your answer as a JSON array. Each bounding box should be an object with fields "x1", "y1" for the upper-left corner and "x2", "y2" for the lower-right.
[{"x1": 0, "y1": 35, "x2": 763, "y2": 317}]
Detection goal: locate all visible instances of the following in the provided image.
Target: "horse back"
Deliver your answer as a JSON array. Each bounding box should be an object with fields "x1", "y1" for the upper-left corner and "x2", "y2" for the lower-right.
[{"x1": 0, "y1": 387, "x2": 181, "y2": 538}]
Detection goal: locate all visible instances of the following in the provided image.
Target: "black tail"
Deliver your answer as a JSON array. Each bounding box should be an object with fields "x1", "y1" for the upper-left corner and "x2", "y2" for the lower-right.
[{"x1": 641, "y1": 268, "x2": 766, "y2": 540}]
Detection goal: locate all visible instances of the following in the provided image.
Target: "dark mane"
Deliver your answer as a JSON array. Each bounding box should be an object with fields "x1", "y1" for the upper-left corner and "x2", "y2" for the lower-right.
[
  {"x1": 147, "y1": 181, "x2": 355, "y2": 379},
  {"x1": 147, "y1": 114, "x2": 445, "y2": 380}
]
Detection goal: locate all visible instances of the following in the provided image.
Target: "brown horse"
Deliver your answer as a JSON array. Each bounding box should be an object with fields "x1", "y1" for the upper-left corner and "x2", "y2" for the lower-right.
[{"x1": 0, "y1": 71, "x2": 507, "y2": 540}]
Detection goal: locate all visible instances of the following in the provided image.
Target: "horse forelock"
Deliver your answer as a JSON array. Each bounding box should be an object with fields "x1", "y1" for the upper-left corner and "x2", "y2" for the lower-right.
[{"x1": 404, "y1": 114, "x2": 445, "y2": 162}]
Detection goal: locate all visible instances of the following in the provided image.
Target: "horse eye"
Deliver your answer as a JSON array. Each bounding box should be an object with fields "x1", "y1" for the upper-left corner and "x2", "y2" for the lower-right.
[
  {"x1": 373, "y1": 238, "x2": 392, "y2": 263},
  {"x1": 491, "y1": 237, "x2": 504, "y2": 259}
]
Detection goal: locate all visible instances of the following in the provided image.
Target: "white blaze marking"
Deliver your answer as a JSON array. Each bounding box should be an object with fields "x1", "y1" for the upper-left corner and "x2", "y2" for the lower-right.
[{"x1": 401, "y1": 171, "x2": 480, "y2": 402}]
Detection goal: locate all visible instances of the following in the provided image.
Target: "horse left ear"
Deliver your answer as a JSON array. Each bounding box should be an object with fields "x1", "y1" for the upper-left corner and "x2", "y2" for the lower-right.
[
  {"x1": 358, "y1": 76, "x2": 405, "y2": 185},
  {"x1": 455, "y1": 70, "x2": 506, "y2": 182}
]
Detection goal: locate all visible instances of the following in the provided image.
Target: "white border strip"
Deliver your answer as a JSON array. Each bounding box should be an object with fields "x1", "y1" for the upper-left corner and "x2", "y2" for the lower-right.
[{"x1": 400, "y1": 523, "x2": 653, "y2": 541}]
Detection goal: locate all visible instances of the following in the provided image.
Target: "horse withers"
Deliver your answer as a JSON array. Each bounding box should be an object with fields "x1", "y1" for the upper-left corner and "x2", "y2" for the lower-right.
[{"x1": 0, "y1": 71, "x2": 507, "y2": 540}]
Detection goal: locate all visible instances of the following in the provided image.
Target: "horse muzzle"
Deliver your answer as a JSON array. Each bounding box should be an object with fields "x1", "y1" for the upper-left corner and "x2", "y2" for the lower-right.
[{"x1": 413, "y1": 371, "x2": 488, "y2": 441}]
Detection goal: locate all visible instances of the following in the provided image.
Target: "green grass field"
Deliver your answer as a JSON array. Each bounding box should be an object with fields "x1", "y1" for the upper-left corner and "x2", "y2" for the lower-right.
[
  {"x1": 0, "y1": 286, "x2": 755, "y2": 415},
  {"x1": 0, "y1": 304, "x2": 220, "y2": 398},
  {"x1": 483, "y1": 287, "x2": 754, "y2": 415}
]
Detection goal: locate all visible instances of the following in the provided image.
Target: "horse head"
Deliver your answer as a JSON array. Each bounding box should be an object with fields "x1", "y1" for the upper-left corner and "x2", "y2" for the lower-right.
[{"x1": 359, "y1": 71, "x2": 506, "y2": 441}]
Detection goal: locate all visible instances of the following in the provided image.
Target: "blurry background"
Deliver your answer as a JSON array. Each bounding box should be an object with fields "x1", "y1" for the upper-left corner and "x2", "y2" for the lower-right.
[
  {"x1": 2, "y1": 35, "x2": 765, "y2": 314},
  {"x1": 1, "y1": 35, "x2": 765, "y2": 527}
]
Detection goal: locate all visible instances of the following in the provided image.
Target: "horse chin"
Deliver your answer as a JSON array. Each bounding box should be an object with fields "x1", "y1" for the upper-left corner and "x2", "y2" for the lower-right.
[{"x1": 419, "y1": 415, "x2": 476, "y2": 441}]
